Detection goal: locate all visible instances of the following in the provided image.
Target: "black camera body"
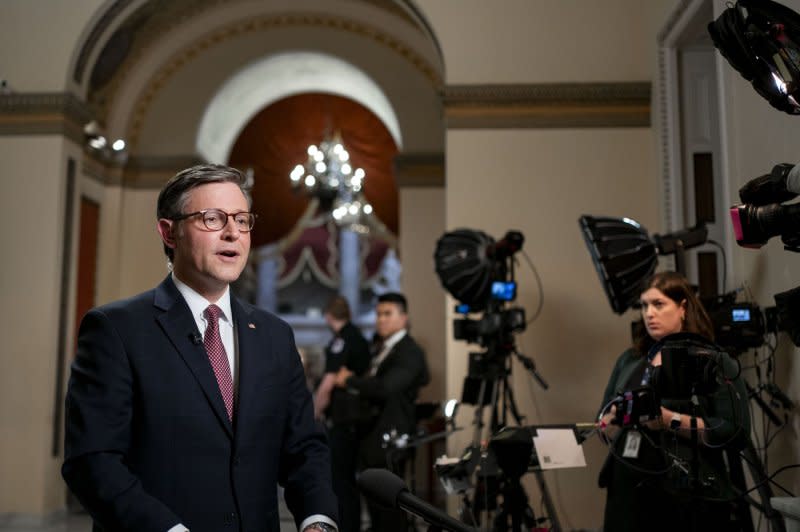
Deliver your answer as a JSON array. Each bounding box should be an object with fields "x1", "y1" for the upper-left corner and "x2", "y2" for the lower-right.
[
  {"x1": 612, "y1": 387, "x2": 660, "y2": 428},
  {"x1": 453, "y1": 306, "x2": 526, "y2": 346},
  {"x1": 703, "y1": 293, "x2": 769, "y2": 355}
]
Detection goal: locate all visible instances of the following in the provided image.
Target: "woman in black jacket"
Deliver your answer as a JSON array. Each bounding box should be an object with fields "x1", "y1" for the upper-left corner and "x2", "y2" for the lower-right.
[{"x1": 597, "y1": 272, "x2": 750, "y2": 531}]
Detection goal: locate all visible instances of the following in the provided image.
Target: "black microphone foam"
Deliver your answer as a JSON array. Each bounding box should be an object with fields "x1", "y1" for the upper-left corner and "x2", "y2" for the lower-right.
[
  {"x1": 358, "y1": 468, "x2": 405, "y2": 509},
  {"x1": 358, "y1": 469, "x2": 477, "y2": 532},
  {"x1": 190, "y1": 332, "x2": 203, "y2": 345}
]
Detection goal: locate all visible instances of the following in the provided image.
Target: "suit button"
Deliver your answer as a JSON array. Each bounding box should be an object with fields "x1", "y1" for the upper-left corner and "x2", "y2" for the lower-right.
[{"x1": 233, "y1": 456, "x2": 241, "y2": 466}]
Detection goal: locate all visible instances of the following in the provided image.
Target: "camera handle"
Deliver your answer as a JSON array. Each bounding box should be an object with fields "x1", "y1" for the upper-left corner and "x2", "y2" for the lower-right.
[{"x1": 513, "y1": 350, "x2": 549, "y2": 390}]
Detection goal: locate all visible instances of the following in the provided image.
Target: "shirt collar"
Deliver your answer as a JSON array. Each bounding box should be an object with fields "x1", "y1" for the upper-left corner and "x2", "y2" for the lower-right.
[
  {"x1": 172, "y1": 273, "x2": 232, "y2": 324},
  {"x1": 382, "y1": 329, "x2": 407, "y2": 351}
]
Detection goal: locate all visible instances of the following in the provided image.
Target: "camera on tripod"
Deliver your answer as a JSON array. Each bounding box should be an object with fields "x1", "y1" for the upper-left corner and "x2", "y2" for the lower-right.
[
  {"x1": 435, "y1": 228, "x2": 527, "y2": 348},
  {"x1": 452, "y1": 288, "x2": 526, "y2": 345}
]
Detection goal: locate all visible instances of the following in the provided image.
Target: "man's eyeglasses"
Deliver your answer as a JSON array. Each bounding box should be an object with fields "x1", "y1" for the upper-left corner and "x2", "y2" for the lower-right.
[{"x1": 172, "y1": 209, "x2": 257, "y2": 232}]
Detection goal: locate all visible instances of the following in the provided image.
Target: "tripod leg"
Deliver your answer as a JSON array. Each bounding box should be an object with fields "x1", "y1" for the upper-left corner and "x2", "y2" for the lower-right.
[
  {"x1": 532, "y1": 469, "x2": 562, "y2": 532},
  {"x1": 741, "y1": 439, "x2": 787, "y2": 532}
]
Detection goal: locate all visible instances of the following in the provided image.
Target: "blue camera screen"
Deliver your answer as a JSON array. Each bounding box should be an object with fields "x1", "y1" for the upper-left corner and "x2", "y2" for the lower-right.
[
  {"x1": 491, "y1": 281, "x2": 516, "y2": 301},
  {"x1": 732, "y1": 308, "x2": 751, "y2": 322}
]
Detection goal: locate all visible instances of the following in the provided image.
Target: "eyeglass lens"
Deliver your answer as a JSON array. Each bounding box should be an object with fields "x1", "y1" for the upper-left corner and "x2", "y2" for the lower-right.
[{"x1": 202, "y1": 209, "x2": 255, "y2": 231}]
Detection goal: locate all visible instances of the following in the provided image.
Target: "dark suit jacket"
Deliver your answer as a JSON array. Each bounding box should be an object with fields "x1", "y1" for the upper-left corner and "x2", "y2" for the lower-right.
[
  {"x1": 62, "y1": 276, "x2": 337, "y2": 532},
  {"x1": 345, "y1": 333, "x2": 429, "y2": 467}
]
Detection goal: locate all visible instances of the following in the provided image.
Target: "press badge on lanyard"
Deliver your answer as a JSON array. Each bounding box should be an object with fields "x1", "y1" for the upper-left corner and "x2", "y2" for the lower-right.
[{"x1": 623, "y1": 430, "x2": 642, "y2": 458}]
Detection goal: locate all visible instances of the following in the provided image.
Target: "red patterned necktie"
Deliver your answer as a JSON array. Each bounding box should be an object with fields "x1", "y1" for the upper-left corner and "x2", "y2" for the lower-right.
[{"x1": 204, "y1": 304, "x2": 234, "y2": 421}]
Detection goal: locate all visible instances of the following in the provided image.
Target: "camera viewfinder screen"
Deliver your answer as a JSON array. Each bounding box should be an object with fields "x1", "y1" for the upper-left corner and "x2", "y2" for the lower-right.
[
  {"x1": 491, "y1": 281, "x2": 516, "y2": 301},
  {"x1": 732, "y1": 308, "x2": 751, "y2": 322}
]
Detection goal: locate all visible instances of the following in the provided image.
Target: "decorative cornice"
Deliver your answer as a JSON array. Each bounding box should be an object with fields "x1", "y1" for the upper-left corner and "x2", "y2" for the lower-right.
[
  {"x1": 74, "y1": 0, "x2": 443, "y2": 86},
  {"x1": 394, "y1": 153, "x2": 444, "y2": 187},
  {"x1": 0, "y1": 93, "x2": 94, "y2": 143},
  {"x1": 81, "y1": 153, "x2": 203, "y2": 188},
  {"x1": 443, "y1": 82, "x2": 651, "y2": 129}
]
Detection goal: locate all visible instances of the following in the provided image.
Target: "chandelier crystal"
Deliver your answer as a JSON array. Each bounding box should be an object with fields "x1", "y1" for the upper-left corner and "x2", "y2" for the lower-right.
[{"x1": 290, "y1": 132, "x2": 373, "y2": 232}]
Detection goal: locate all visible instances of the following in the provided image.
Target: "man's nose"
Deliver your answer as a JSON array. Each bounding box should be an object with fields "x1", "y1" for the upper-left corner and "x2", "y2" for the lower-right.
[{"x1": 221, "y1": 222, "x2": 241, "y2": 239}]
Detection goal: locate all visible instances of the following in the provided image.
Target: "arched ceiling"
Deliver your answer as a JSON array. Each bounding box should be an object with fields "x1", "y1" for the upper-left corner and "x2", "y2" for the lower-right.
[
  {"x1": 196, "y1": 51, "x2": 403, "y2": 164},
  {"x1": 72, "y1": 0, "x2": 445, "y2": 159}
]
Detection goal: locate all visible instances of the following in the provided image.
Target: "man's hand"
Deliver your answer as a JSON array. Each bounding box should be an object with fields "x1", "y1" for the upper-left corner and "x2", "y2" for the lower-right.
[{"x1": 334, "y1": 367, "x2": 353, "y2": 388}]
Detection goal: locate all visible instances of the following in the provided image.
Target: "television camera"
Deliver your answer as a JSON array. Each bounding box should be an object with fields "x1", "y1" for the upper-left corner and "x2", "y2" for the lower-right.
[
  {"x1": 727, "y1": 162, "x2": 800, "y2": 348},
  {"x1": 433, "y1": 229, "x2": 559, "y2": 531}
]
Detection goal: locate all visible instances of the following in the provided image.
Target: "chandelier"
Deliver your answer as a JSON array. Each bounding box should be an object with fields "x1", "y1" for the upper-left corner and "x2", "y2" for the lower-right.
[{"x1": 289, "y1": 132, "x2": 373, "y2": 232}]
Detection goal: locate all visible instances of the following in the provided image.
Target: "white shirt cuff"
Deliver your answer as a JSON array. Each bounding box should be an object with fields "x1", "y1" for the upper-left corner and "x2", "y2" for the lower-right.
[
  {"x1": 167, "y1": 525, "x2": 188, "y2": 532},
  {"x1": 300, "y1": 514, "x2": 338, "y2": 531}
]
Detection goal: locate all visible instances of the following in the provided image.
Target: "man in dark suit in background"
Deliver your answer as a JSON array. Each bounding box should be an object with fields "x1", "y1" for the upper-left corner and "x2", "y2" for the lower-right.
[
  {"x1": 335, "y1": 292, "x2": 429, "y2": 532},
  {"x1": 62, "y1": 164, "x2": 338, "y2": 532}
]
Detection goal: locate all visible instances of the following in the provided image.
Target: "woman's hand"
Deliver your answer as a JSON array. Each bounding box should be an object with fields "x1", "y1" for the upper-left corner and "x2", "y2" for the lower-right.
[{"x1": 598, "y1": 405, "x2": 621, "y2": 441}]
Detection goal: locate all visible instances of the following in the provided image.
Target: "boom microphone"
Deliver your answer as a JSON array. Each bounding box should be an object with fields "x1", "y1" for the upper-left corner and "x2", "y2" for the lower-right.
[{"x1": 357, "y1": 469, "x2": 477, "y2": 532}]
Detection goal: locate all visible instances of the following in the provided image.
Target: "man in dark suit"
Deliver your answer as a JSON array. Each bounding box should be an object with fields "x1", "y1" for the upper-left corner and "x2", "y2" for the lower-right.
[
  {"x1": 62, "y1": 164, "x2": 338, "y2": 532},
  {"x1": 334, "y1": 292, "x2": 429, "y2": 532}
]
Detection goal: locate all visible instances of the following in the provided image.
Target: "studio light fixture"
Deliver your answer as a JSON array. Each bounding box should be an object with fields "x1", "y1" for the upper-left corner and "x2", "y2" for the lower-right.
[
  {"x1": 579, "y1": 215, "x2": 707, "y2": 314},
  {"x1": 83, "y1": 121, "x2": 127, "y2": 163}
]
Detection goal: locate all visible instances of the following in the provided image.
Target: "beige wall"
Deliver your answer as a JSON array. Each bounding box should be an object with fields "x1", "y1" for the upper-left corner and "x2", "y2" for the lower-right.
[
  {"x1": 399, "y1": 186, "x2": 446, "y2": 403},
  {"x1": 116, "y1": 188, "x2": 171, "y2": 299},
  {"x1": 418, "y1": 0, "x2": 678, "y2": 83},
  {"x1": 0, "y1": 0, "x2": 102, "y2": 92},
  {"x1": 443, "y1": 128, "x2": 659, "y2": 528},
  {"x1": 0, "y1": 136, "x2": 81, "y2": 513}
]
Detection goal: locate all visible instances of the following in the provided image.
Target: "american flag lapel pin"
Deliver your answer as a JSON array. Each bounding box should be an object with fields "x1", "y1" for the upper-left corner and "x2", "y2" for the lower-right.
[{"x1": 248, "y1": 323, "x2": 256, "y2": 329}]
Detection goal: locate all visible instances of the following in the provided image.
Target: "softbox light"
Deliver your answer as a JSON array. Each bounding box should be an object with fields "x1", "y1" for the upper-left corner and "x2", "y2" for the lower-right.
[
  {"x1": 579, "y1": 215, "x2": 658, "y2": 314},
  {"x1": 434, "y1": 229, "x2": 497, "y2": 311}
]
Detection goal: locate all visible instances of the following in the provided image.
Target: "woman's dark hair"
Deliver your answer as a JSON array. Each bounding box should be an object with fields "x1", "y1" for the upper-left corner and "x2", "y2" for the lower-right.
[
  {"x1": 633, "y1": 271, "x2": 714, "y2": 356},
  {"x1": 324, "y1": 295, "x2": 351, "y2": 321}
]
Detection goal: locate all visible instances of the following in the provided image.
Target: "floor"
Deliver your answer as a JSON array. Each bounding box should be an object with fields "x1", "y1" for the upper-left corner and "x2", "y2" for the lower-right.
[{"x1": 0, "y1": 501, "x2": 299, "y2": 532}]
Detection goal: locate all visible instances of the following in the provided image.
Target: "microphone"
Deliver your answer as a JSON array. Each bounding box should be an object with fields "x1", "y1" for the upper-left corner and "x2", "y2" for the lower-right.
[
  {"x1": 358, "y1": 469, "x2": 477, "y2": 532},
  {"x1": 190, "y1": 332, "x2": 203, "y2": 345}
]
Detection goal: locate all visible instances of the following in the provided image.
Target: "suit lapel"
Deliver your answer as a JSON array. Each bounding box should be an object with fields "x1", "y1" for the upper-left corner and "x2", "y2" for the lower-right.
[
  {"x1": 231, "y1": 296, "x2": 267, "y2": 440},
  {"x1": 154, "y1": 277, "x2": 233, "y2": 438}
]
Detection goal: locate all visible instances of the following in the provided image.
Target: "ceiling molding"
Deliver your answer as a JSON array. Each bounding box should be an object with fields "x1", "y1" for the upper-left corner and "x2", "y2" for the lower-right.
[
  {"x1": 443, "y1": 82, "x2": 651, "y2": 129},
  {"x1": 122, "y1": 154, "x2": 206, "y2": 188},
  {"x1": 73, "y1": 0, "x2": 443, "y2": 87},
  {"x1": 394, "y1": 152, "x2": 444, "y2": 187},
  {"x1": 0, "y1": 93, "x2": 93, "y2": 143},
  {"x1": 73, "y1": 0, "x2": 136, "y2": 84}
]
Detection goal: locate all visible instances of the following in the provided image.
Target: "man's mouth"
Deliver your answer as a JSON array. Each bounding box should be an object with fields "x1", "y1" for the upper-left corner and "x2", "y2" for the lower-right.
[{"x1": 218, "y1": 250, "x2": 239, "y2": 258}]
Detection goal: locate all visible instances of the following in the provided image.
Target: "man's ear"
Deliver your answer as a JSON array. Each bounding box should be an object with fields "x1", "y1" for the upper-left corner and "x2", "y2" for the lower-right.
[{"x1": 157, "y1": 219, "x2": 177, "y2": 251}]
